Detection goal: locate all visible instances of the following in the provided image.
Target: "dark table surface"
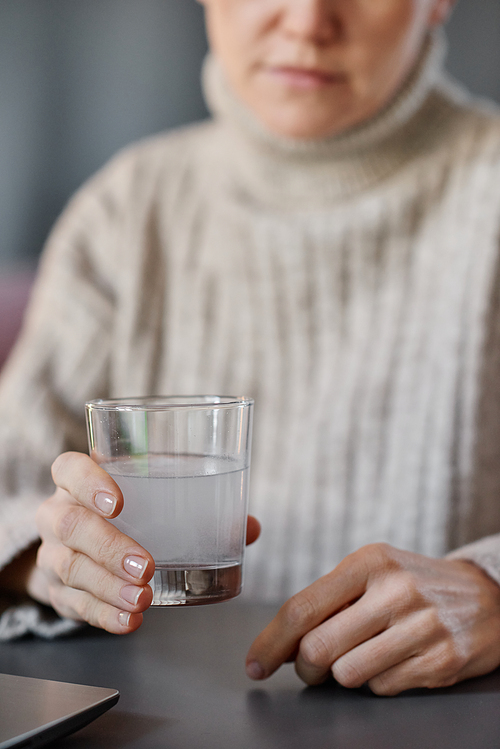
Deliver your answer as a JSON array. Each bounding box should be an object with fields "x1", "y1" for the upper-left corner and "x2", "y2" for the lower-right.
[{"x1": 1, "y1": 601, "x2": 500, "y2": 749}]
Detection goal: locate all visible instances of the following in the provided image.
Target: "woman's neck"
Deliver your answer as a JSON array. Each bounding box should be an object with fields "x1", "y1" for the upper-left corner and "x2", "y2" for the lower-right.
[{"x1": 203, "y1": 31, "x2": 453, "y2": 207}]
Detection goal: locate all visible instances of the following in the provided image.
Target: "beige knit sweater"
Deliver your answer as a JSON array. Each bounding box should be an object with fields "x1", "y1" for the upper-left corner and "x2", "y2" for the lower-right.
[{"x1": 2, "y1": 34, "x2": 500, "y2": 636}]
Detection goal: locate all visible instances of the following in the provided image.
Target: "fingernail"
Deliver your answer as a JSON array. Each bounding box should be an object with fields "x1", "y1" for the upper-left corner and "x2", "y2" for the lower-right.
[
  {"x1": 118, "y1": 611, "x2": 131, "y2": 628},
  {"x1": 120, "y1": 585, "x2": 142, "y2": 606},
  {"x1": 246, "y1": 661, "x2": 265, "y2": 680},
  {"x1": 124, "y1": 556, "x2": 147, "y2": 578},
  {"x1": 95, "y1": 493, "x2": 117, "y2": 516}
]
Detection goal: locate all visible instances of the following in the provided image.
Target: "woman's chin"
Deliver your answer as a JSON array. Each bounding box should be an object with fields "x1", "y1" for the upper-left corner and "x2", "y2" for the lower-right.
[{"x1": 254, "y1": 107, "x2": 359, "y2": 141}]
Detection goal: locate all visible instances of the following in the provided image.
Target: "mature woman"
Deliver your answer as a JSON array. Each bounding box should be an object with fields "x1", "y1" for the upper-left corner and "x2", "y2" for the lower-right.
[{"x1": 2, "y1": 0, "x2": 500, "y2": 695}]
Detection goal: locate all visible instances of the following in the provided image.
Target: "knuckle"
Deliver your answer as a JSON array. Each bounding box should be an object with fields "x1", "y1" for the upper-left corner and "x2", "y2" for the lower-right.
[
  {"x1": 373, "y1": 543, "x2": 400, "y2": 571},
  {"x1": 47, "y1": 582, "x2": 83, "y2": 623},
  {"x1": 94, "y1": 529, "x2": 121, "y2": 566},
  {"x1": 299, "y1": 630, "x2": 332, "y2": 669},
  {"x1": 410, "y1": 607, "x2": 454, "y2": 654},
  {"x1": 422, "y1": 607, "x2": 448, "y2": 639},
  {"x1": 353, "y1": 543, "x2": 400, "y2": 576},
  {"x1": 387, "y1": 573, "x2": 421, "y2": 613},
  {"x1": 56, "y1": 548, "x2": 83, "y2": 586},
  {"x1": 90, "y1": 566, "x2": 116, "y2": 605},
  {"x1": 51, "y1": 451, "x2": 78, "y2": 480},
  {"x1": 75, "y1": 593, "x2": 100, "y2": 627},
  {"x1": 399, "y1": 569, "x2": 421, "y2": 595},
  {"x1": 363, "y1": 542, "x2": 391, "y2": 560},
  {"x1": 98, "y1": 607, "x2": 116, "y2": 632},
  {"x1": 368, "y1": 674, "x2": 400, "y2": 696},
  {"x1": 50, "y1": 453, "x2": 67, "y2": 479},
  {"x1": 83, "y1": 597, "x2": 114, "y2": 633},
  {"x1": 428, "y1": 642, "x2": 465, "y2": 685},
  {"x1": 79, "y1": 471, "x2": 104, "y2": 505},
  {"x1": 96, "y1": 605, "x2": 111, "y2": 631},
  {"x1": 54, "y1": 504, "x2": 85, "y2": 545},
  {"x1": 281, "y1": 591, "x2": 318, "y2": 629},
  {"x1": 332, "y1": 657, "x2": 366, "y2": 689}
]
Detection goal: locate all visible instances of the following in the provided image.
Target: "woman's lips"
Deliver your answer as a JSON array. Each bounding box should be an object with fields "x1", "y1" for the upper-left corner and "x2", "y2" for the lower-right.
[{"x1": 264, "y1": 66, "x2": 345, "y2": 90}]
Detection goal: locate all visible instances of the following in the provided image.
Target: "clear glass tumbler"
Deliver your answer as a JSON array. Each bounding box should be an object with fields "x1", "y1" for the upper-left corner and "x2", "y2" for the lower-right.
[{"x1": 85, "y1": 395, "x2": 253, "y2": 606}]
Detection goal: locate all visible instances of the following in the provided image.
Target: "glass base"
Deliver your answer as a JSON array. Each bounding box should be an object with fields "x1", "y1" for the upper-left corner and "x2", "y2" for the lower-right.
[{"x1": 150, "y1": 563, "x2": 242, "y2": 606}]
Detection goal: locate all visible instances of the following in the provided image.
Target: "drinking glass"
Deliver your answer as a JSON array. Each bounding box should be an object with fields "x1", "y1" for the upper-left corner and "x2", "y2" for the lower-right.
[{"x1": 85, "y1": 396, "x2": 253, "y2": 606}]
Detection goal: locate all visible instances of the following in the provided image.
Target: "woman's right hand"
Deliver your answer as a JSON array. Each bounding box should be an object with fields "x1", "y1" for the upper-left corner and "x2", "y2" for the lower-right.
[{"x1": 28, "y1": 452, "x2": 155, "y2": 634}]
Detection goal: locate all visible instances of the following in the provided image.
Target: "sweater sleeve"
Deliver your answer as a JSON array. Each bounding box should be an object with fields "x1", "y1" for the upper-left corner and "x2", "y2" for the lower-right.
[
  {"x1": 0, "y1": 165, "x2": 122, "y2": 636},
  {"x1": 446, "y1": 534, "x2": 500, "y2": 587}
]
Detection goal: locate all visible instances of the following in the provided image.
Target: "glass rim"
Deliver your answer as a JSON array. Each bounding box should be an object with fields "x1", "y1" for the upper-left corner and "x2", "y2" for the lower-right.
[{"x1": 85, "y1": 395, "x2": 254, "y2": 412}]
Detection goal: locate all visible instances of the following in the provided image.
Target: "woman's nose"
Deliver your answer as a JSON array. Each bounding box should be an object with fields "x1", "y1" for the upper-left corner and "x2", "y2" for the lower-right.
[{"x1": 280, "y1": 0, "x2": 343, "y2": 46}]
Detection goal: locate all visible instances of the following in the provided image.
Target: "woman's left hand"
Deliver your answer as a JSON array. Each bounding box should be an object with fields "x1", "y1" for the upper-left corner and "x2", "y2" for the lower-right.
[{"x1": 246, "y1": 543, "x2": 500, "y2": 695}]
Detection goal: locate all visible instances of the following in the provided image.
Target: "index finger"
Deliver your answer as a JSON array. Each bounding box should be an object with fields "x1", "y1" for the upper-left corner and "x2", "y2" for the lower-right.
[
  {"x1": 245, "y1": 553, "x2": 370, "y2": 680},
  {"x1": 52, "y1": 452, "x2": 123, "y2": 518}
]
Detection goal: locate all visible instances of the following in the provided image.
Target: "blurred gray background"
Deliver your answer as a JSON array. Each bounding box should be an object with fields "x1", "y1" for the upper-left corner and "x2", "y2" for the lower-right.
[{"x1": 0, "y1": 0, "x2": 499, "y2": 269}]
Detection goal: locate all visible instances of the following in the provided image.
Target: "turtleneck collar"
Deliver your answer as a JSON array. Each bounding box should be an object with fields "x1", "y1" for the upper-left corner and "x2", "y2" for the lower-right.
[{"x1": 202, "y1": 31, "x2": 451, "y2": 208}]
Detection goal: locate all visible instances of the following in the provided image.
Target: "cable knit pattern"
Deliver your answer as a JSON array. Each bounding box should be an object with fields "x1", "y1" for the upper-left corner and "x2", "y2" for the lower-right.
[{"x1": 2, "y1": 33, "x2": 500, "y2": 640}]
